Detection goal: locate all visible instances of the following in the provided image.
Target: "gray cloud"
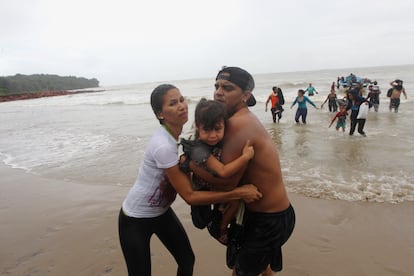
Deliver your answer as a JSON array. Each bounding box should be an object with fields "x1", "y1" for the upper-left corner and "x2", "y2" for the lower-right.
[{"x1": 1, "y1": 0, "x2": 413, "y2": 85}]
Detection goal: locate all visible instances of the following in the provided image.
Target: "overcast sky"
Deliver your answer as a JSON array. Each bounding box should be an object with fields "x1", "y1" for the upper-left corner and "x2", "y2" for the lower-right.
[{"x1": 1, "y1": 0, "x2": 413, "y2": 86}]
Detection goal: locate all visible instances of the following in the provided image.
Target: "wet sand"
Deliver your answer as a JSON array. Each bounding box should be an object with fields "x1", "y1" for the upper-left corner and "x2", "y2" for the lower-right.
[{"x1": 1, "y1": 163, "x2": 413, "y2": 276}]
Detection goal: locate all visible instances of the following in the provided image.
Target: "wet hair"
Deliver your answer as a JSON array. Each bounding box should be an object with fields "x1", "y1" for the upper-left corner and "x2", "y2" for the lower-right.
[
  {"x1": 272, "y1": 86, "x2": 278, "y2": 92},
  {"x1": 298, "y1": 89, "x2": 305, "y2": 95},
  {"x1": 194, "y1": 98, "x2": 227, "y2": 137},
  {"x1": 150, "y1": 84, "x2": 177, "y2": 124}
]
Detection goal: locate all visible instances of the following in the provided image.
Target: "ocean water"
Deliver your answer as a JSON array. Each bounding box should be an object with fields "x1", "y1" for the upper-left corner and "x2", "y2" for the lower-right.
[{"x1": 1, "y1": 65, "x2": 413, "y2": 203}]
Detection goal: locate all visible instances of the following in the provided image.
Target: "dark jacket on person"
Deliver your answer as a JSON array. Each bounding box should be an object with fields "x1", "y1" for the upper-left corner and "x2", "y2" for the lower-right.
[{"x1": 346, "y1": 94, "x2": 367, "y2": 120}]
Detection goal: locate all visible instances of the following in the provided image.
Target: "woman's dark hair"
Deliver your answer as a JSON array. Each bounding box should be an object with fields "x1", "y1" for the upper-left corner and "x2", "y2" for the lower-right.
[
  {"x1": 194, "y1": 98, "x2": 227, "y2": 136},
  {"x1": 150, "y1": 84, "x2": 177, "y2": 124},
  {"x1": 298, "y1": 89, "x2": 305, "y2": 95}
]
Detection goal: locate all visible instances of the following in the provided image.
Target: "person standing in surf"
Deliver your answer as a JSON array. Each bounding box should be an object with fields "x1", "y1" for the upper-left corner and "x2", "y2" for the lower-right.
[
  {"x1": 265, "y1": 86, "x2": 285, "y2": 123},
  {"x1": 291, "y1": 89, "x2": 319, "y2": 124},
  {"x1": 321, "y1": 88, "x2": 338, "y2": 112},
  {"x1": 346, "y1": 86, "x2": 368, "y2": 136},
  {"x1": 305, "y1": 83, "x2": 319, "y2": 96},
  {"x1": 388, "y1": 79, "x2": 407, "y2": 113}
]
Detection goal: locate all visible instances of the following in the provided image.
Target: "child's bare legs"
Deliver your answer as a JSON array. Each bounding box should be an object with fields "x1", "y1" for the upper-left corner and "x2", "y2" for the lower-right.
[
  {"x1": 219, "y1": 200, "x2": 240, "y2": 244},
  {"x1": 261, "y1": 265, "x2": 274, "y2": 275},
  {"x1": 337, "y1": 126, "x2": 345, "y2": 132}
]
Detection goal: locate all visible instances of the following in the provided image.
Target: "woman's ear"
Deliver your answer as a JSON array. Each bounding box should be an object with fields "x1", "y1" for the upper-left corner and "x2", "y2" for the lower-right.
[{"x1": 156, "y1": 112, "x2": 164, "y2": 120}]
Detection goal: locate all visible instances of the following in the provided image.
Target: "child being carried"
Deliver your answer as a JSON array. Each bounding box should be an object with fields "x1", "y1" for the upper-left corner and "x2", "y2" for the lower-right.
[{"x1": 179, "y1": 99, "x2": 254, "y2": 245}]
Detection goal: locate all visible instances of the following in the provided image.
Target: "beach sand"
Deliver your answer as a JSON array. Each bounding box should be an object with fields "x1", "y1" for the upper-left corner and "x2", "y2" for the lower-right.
[{"x1": 1, "y1": 163, "x2": 413, "y2": 276}]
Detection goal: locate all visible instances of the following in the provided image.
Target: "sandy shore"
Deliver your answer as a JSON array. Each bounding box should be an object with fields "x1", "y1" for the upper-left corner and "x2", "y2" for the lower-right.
[{"x1": 1, "y1": 164, "x2": 413, "y2": 276}]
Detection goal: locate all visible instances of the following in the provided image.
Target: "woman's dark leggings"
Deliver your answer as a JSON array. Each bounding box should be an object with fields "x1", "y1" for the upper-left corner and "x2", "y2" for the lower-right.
[
  {"x1": 295, "y1": 108, "x2": 308, "y2": 124},
  {"x1": 118, "y1": 208, "x2": 195, "y2": 276},
  {"x1": 329, "y1": 101, "x2": 338, "y2": 112}
]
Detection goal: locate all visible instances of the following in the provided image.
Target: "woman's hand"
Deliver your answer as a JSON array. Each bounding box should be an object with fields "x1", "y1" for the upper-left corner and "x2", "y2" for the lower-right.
[
  {"x1": 178, "y1": 154, "x2": 191, "y2": 174},
  {"x1": 235, "y1": 184, "x2": 262, "y2": 203},
  {"x1": 179, "y1": 154, "x2": 186, "y2": 164}
]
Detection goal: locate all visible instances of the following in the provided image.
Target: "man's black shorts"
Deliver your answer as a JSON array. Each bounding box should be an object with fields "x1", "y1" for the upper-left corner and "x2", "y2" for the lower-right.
[{"x1": 227, "y1": 204, "x2": 295, "y2": 275}]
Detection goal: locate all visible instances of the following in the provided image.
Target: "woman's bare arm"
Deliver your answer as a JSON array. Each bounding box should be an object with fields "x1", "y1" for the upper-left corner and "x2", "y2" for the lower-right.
[{"x1": 164, "y1": 164, "x2": 262, "y2": 205}]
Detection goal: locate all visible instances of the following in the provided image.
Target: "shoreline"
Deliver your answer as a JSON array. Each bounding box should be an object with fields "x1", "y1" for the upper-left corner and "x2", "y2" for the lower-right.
[
  {"x1": 0, "y1": 163, "x2": 413, "y2": 275},
  {"x1": 0, "y1": 89, "x2": 105, "y2": 103}
]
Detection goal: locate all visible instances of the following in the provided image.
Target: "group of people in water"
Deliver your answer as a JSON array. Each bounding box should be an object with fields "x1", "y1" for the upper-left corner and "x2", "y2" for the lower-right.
[
  {"x1": 119, "y1": 67, "x2": 295, "y2": 276},
  {"x1": 265, "y1": 83, "x2": 322, "y2": 124},
  {"x1": 117, "y1": 66, "x2": 407, "y2": 275},
  {"x1": 264, "y1": 78, "x2": 408, "y2": 137}
]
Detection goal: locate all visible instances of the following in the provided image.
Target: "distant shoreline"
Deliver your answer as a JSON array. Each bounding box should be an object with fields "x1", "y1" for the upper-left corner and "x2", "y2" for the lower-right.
[{"x1": 0, "y1": 89, "x2": 105, "y2": 103}]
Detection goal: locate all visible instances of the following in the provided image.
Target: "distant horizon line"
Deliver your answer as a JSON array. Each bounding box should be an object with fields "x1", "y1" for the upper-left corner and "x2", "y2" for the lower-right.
[
  {"x1": 102, "y1": 63, "x2": 414, "y2": 87},
  {"x1": 3, "y1": 63, "x2": 413, "y2": 87}
]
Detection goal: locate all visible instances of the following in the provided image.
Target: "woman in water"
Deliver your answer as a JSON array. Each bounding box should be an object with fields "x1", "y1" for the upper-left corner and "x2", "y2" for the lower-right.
[{"x1": 291, "y1": 89, "x2": 319, "y2": 124}]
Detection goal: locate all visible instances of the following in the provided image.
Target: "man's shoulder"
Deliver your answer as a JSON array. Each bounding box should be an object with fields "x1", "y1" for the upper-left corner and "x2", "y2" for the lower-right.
[
  {"x1": 229, "y1": 108, "x2": 257, "y2": 121},
  {"x1": 227, "y1": 110, "x2": 263, "y2": 135}
]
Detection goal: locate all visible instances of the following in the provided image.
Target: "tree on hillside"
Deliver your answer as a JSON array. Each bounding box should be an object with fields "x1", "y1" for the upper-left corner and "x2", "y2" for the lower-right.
[{"x1": 0, "y1": 74, "x2": 100, "y2": 95}]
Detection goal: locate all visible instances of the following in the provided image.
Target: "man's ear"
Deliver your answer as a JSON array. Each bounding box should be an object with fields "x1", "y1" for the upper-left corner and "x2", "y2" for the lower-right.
[{"x1": 243, "y1": 91, "x2": 252, "y2": 102}]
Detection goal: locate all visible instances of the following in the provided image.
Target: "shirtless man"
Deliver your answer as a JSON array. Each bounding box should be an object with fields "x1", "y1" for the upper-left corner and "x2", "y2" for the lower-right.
[
  {"x1": 389, "y1": 79, "x2": 407, "y2": 113},
  {"x1": 193, "y1": 67, "x2": 295, "y2": 276}
]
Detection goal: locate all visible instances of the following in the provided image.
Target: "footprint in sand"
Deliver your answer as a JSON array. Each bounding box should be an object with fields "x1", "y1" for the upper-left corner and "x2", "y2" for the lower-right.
[
  {"x1": 303, "y1": 235, "x2": 334, "y2": 253},
  {"x1": 15, "y1": 249, "x2": 45, "y2": 266}
]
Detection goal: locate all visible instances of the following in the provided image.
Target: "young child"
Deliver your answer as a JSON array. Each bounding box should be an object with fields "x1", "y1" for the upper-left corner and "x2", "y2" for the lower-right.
[
  {"x1": 179, "y1": 99, "x2": 254, "y2": 245},
  {"x1": 329, "y1": 104, "x2": 348, "y2": 132}
]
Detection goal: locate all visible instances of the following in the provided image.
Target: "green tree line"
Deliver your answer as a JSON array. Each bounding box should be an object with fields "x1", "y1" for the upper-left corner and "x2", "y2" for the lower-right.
[{"x1": 0, "y1": 74, "x2": 100, "y2": 95}]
